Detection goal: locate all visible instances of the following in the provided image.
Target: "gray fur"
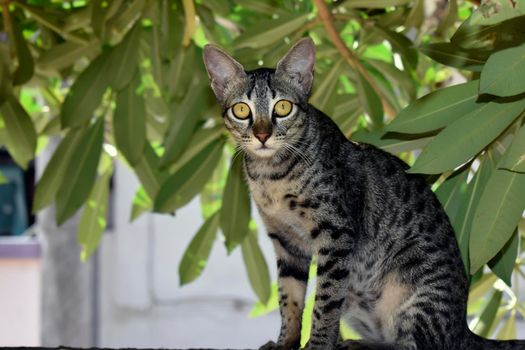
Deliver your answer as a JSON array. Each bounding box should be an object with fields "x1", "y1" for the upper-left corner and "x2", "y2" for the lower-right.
[{"x1": 203, "y1": 38, "x2": 525, "y2": 350}]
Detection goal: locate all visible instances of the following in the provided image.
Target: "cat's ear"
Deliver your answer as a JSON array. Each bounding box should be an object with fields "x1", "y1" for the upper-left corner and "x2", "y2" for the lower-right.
[
  {"x1": 203, "y1": 44, "x2": 247, "y2": 103},
  {"x1": 276, "y1": 37, "x2": 315, "y2": 96}
]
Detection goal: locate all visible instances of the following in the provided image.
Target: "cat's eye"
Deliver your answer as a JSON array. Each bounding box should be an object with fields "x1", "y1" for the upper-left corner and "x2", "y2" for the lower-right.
[
  {"x1": 232, "y1": 102, "x2": 251, "y2": 119},
  {"x1": 274, "y1": 100, "x2": 293, "y2": 117}
]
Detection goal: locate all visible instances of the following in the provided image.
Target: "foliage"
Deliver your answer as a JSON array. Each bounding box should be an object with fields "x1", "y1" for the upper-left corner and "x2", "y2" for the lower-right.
[{"x1": 1, "y1": 0, "x2": 525, "y2": 341}]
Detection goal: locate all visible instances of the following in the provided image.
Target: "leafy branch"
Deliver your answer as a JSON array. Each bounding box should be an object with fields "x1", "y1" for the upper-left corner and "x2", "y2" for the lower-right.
[{"x1": 313, "y1": 0, "x2": 396, "y2": 118}]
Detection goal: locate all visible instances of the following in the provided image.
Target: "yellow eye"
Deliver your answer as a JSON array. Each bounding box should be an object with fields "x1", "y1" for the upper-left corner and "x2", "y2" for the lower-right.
[
  {"x1": 274, "y1": 100, "x2": 293, "y2": 117},
  {"x1": 232, "y1": 102, "x2": 251, "y2": 119}
]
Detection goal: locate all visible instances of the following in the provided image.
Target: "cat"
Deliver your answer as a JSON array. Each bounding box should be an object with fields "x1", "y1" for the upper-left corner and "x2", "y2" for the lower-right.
[{"x1": 202, "y1": 38, "x2": 525, "y2": 350}]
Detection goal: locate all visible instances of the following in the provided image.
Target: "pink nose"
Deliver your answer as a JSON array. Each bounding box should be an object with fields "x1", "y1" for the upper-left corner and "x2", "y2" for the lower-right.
[{"x1": 255, "y1": 133, "x2": 270, "y2": 144}]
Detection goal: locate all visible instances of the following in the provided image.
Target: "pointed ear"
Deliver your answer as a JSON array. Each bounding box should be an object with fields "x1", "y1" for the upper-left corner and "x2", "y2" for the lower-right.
[
  {"x1": 276, "y1": 37, "x2": 315, "y2": 96},
  {"x1": 203, "y1": 44, "x2": 247, "y2": 103}
]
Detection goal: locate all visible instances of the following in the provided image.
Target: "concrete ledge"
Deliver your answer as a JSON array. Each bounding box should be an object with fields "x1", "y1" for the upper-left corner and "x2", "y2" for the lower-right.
[
  {"x1": 0, "y1": 348, "x2": 249, "y2": 350},
  {"x1": 0, "y1": 236, "x2": 41, "y2": 259}
]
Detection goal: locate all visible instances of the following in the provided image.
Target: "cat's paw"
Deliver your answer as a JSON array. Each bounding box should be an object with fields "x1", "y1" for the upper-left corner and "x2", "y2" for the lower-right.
[
  {"x1": 302, "y1": 342, "x2": 321, "y2": 350},
  {"x1": 259, "y1": 340, "x2": 283, "y2": 350}
]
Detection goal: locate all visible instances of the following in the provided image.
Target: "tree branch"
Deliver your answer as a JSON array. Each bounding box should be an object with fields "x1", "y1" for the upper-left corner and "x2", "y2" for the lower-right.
[
  {"x1": 182, "y1": 0, "x2": 196, "y2": 47},
  {"x1": 313, "y1": 0, "x2": 396, "y2": 118},
  {"x1": 1, "y1": 0, "x2": 10, "y2": 34}
]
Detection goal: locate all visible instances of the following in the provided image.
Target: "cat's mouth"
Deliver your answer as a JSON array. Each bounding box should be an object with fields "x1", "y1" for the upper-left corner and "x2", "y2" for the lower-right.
[{"x1": 252, "y1": 144, "x2": 277, "y2": 157}]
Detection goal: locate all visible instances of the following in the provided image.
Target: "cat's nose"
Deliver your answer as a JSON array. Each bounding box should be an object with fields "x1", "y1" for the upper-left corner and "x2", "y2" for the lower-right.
[{"x1": 255, "y1": 132, "x2": 270, "y2": 144}]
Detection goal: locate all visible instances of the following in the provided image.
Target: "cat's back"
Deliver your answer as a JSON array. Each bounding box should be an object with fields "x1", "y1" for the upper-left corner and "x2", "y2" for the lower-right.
[{"x1": 313, "y1": 107, "x2": 467, "y2": 282}]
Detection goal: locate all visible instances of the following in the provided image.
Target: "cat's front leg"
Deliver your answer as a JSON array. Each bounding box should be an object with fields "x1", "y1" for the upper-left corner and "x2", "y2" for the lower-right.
[
  {"x1": 260, "y1": 231, "x2": 311, "y2": 350},
  {"x1": 306, "y1": 223, "x2": 353, "y2": 350}
]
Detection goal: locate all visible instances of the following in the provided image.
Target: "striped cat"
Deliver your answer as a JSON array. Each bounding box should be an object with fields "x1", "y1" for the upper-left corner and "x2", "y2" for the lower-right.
[{"x1": 203, "y1": 38, "x2": 525, "y2": 350}]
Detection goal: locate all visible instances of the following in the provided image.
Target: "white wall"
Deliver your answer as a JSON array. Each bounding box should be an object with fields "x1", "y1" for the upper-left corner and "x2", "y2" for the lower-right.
[
  {"x1": 99, "y1": 162, "x2": 280, "y2": 348},
  {"x1": 0, "y1": 258, "x2": 40, "y2": 346}
]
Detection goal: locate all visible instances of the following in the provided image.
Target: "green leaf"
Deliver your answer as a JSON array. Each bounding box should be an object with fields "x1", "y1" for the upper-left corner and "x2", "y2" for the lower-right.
[
  {"x1": 10, "y1": 17, "x2": 34, "y2": 85},
  {"x1": 13, "y1": 2, "x2": 89, "y2": 45},
  {"x1": 168, "y1": 45, "x2": 198, "y2": 101},
  {"x1": 310, "y1": 59, "x2": 343, "y2": 115},
  {"x1": 241, "y1": 223, "x2": 271, "y2": 304},
  {"x1": 160, "y1": 0, "x2": 184, "y2": 60},
  {"x1": 234, "y1": 14, "x2": 310, "y2": 49},
  {"x1": 160, "y1": 79, "x2": 208, "y2": 168},
  {"x1": 221, "y1": 155, "x2": 251, "y2": 253},
  {"x1": 436, "y1": 0, "x2": 458, "y2": 35},
  {"x1": 356, "y1": 71, "x2": 383, "y2": 128},
  {"x1": 451, "y1": 153, "x2": 495, "y2": 273},
  {"x1": 435, "y1": 168, "x2": 469, "y2": 226},
  {"x1": 62, "y1": 8, "x2": 91, "y2": 32},
  {"x1": 409, "y1": 98, "x2": 525, "y2": 174},
  {"x1": 56, "y1": 118, "x2": 104, "y2": 225},
  {"x1": 107, "y1": 24, "x2": 141, "y2": 90},
  {"x1": 130, "y1": 186, "x2": 152, "y2": 221},
  {"x1": 405, "y1": 0, "x2": 424, "y2": 28},
  {"x1": 234, "y1": 0, "x2": 288, "y2": 15},
  {"x1": 471, "y1": 0, "x2": 525, "y2": 26},
  {"x1": 344, "y1": 0, "x2": 412, "y2": 7},
  {"x1": 469, "y1": 168, "x2": 525, "y2": 273},
  {"x1": 133, "y1": 143, "x2": 167, "y2": 198},
  {"x1": 469, "y1": 273, "x2": 498, "y2": 302},
  {"x1": 154, "y1": 139, "x2": 224, "y2": 213},
  {"x1": 78, "y1": 165, "x2": 111, "y2": 262},
  {"x1": 91, "y1": 0, "x2": 108, "y2": 40},
  {"x1": 419, "y1": 43, "x2": 486, "y2": 71},
  {"x1": 107, "y1": 0, "x2": 145, "y2": 35},
  {"x1": 33, "y1": 129, "x2": 84, "y2": 212},
  {"x1": 0, "y1": 95, "x2": 37, "y2": 169},
  {"x1": 249, "y1": 282, "x2": 279, "y2": 318},
  {"x1": 300, "y1": 291, "x2": 316, "y2": 348},
  {"x1": 37, "y1": 41, "x2": 100, "y2": 72},
  {"x1": 351, "y1": 130, "x2": 433, "y2": 155},
  {"x1": 179, "y1": 211, "x2": 220, "y2": 285},
  {"x1": 372, "y1": 26, "x2": 418, "y2": 68},
  {"x1": 497, "y1": 310, "x2": 517, "y2": 340},
  {"x1": 367, "y1": 59, "x2": 416, "y2": 100},
  {"x1": 471, "y1": 290, "x2": 502, "y2": 337},
  {"x1": 499, "y1": 124, "x2": 525, "y2": 173},
  {"x1": 332, "y1": 96, "x2": 362, "y2": 134},
  {"x1": 451, "y1": 15, "x2": 525, "y2": 53},
  {"x1": 200, "y1": 152, "x2": 228, "y2": 219},
  {"x1": 387, "y1": 80, "x2": 480, "y2": 134},
  {"x1": 488, "y1": 229, "x2": 519, "y2": 287},
  {"x1": 480, "y1": 42, "x2": 525, "y2": 97},
  {"x1": 171, "y1": 126, "x2": 224, "y2": 173},
  {"x1": 61, "y1": 51, "x2": 110, "y2": 128},
  {"x1": 340, "y1": 322, "x2": 361, "y2": 341},
  {"x1": 113, "y1": 72, "x2": 146, "y2": 165}
]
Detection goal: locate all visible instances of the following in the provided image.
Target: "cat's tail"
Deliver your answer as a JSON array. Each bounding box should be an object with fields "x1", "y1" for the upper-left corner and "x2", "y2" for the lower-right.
[{"x1": 466, "y1": 330, "x2": 525, "y2": 350}]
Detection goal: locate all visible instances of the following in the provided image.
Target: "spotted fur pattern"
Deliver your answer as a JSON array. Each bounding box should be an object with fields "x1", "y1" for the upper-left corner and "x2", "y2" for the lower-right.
[{"x1": 203, "y1": 39, "x2": 525, "y2": 350}]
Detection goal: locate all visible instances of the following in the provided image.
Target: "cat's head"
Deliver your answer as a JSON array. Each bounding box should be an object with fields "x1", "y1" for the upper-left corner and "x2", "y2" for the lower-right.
[{"x1": 203, "y1": 38, "x2": 315, "y2": 159}]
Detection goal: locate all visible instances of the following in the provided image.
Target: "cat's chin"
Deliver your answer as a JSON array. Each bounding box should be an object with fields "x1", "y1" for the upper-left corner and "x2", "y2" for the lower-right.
[{"x1": 249, "y1": 146, "x2": 277, "y2": 158}]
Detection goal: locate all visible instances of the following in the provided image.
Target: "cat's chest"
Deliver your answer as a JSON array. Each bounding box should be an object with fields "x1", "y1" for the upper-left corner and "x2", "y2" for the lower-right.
[
  {"x1": 248, "y1": 179, "x2": 307, "y2": 226},
  {"x1": 249, "y1": 179, "x2": 293, "y2": 213}
]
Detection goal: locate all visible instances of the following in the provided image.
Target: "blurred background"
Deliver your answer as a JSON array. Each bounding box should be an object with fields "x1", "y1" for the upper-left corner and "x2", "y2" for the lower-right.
[{"x1": 1, "y1": 0, "x2": 525, "y2": 348}]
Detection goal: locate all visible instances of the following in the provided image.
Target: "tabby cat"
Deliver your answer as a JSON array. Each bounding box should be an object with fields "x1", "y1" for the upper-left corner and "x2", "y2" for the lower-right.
[{"x1": 202, "y1": 38, "x2": 525, "y2": 350}]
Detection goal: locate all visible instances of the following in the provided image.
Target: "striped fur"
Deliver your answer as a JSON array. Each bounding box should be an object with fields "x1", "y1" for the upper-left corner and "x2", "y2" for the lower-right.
[{"x1": 203, "y1": 39, "x2": 525, "y2": 350}]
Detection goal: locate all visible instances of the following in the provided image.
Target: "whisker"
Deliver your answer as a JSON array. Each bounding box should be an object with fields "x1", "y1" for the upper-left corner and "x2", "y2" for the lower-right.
[
  {"x1": 232, "y1": 143, "x2": 247, "y2": 164},
  {"x1": 283, "y1": 142, "x2": 314, "y2": 167}
]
